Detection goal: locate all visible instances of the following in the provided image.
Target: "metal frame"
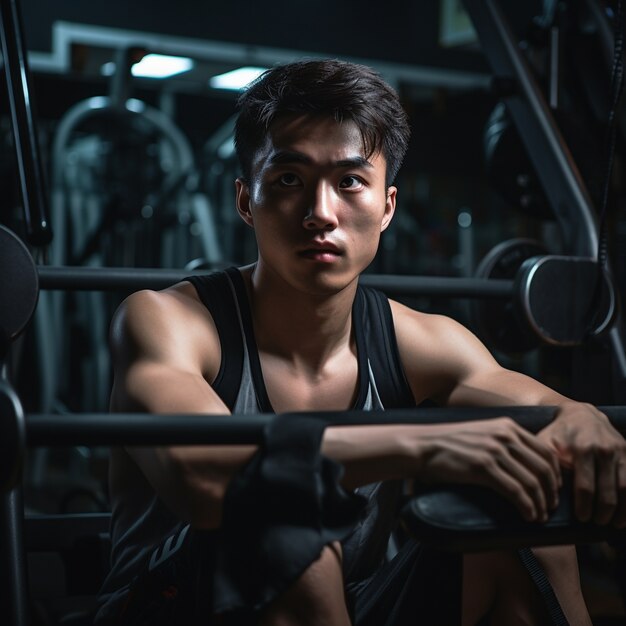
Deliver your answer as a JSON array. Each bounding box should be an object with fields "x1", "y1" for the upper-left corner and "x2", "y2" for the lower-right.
[
  {"x1": 2, "y1": 2, "x2": 626, "y2": 623},
  {"x1": 35, "y1": 265, "x2": 515, "y2": 299},
  {"x1": 0, "y1": 0, "x2": 50, "y2": 246},
  {"x1": 1, "y1": 404, "x2": 624, "y2": 626},
  {"x1": 19, "y1": 21, "x2": 491, "y2": 92},
  {"x1": 19, "y1": 406, "x2": 626, "y2": 447},
  {"x1": 462, "y1": 0, "x2": 626, "y2": 387},
  {"x1": 462, "y1": 0, "x2": 599, "y2": 257}
]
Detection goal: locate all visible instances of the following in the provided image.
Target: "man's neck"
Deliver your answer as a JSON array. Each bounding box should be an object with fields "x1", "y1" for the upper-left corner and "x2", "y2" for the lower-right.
[{"x1": 243, "y1": 263, "x2": 358, "y2": 373}]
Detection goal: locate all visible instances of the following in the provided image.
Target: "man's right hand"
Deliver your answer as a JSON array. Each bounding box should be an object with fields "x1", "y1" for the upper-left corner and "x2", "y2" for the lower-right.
[{"x1": 413, "y1": 418, "x2": 562, "y2": 522}]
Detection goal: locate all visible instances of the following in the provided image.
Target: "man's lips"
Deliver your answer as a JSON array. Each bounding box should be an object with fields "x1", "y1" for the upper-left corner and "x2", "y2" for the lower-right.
[
  {"x1": 298, "y1": 244, "x2": 343, "y2": 261},
  {"x1": 298, "y1": 242, "x2": 342, "y2": 255}
]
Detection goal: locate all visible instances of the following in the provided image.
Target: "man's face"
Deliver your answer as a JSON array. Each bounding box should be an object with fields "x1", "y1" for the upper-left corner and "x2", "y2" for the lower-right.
[{"x1": 236, "y1": 115, "x2": 396, "y2": 295}]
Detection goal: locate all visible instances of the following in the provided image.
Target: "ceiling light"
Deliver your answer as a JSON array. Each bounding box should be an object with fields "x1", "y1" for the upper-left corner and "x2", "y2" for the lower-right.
[
  {"x1": 209, "y1": 66, "x2": 267, "y2": 90},
  {"x1": 131, "y1": 54, "x2": 194, "y2": 78},
  {"x1": 100, "y1": 54, "x2": 194, "y2": 79}
]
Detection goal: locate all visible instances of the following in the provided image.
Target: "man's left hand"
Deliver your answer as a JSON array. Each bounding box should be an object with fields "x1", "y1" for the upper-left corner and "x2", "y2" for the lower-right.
[{"x1": 539, "y1": 402, "x2": 626, "y2": 527}]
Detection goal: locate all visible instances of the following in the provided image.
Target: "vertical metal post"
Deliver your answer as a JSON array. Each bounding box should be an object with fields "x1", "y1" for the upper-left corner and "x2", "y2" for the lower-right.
[
  {"x1": 0, "y1": 377, "x2": 28, "y2": 626},
  {"x1": 0, "y1": 488, "x2": 29, "y2": 626},
  {"x1": 462, "y1": 0, "x2": 626, "y2": 387},
  {"x1": 462, "y1": 0, "x2": 599, "y2": 258},
  {"x1": 0, "y1": 0, "x2": 52, "y2": 246}
]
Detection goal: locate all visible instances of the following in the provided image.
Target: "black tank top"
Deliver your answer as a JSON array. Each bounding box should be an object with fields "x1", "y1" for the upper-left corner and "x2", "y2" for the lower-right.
[
  {"x1": 187, "y1": 268, "x2": 415, "y2": 582},
  {"x1": 186, "y1": 267, "x2": 415, "y2": 415},
  {"x1": 97, "y1": 268, "x2": 416, "y2": 620}
]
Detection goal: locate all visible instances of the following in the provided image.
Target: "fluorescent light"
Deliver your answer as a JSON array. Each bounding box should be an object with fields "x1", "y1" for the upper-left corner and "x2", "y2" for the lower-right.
[
  {"x1": 209, "y1": 66, "x2": 267, "y2": 90},
  {"x1": 100, "y1": 54, "x2": 194, "y2": 79},
  {"x1": 131, "y1": 54, "x2": 194, "y2": 78}
]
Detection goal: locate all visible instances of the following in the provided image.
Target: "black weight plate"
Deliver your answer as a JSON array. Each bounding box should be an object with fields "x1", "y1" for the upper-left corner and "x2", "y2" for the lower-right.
[
  {"x1": 470, "y1": 239, "x2": 547, "y2": 354},
  {"x1": 0, "y1": 225, "x2": 39, "y2": 342}
]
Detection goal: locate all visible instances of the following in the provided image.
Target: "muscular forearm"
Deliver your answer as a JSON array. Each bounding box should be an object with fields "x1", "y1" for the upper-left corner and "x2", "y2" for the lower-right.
[{"x1": 158, "y1": 423, "x2": 420, "y2": 528}]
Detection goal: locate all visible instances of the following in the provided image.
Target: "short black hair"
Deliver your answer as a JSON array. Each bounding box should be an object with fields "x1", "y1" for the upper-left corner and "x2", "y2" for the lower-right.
[{"x1": 234, "y1": 59, "x2": 410, "y2": 186}]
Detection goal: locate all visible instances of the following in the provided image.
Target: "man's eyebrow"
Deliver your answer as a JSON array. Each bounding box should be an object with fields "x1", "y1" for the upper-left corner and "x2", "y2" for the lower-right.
[
  {"x1": 335, "y1": 156, "x2": 373, "y2": 169},
  {"x1": 268, "y1": 150, "x2": 373, "y2": 169}
]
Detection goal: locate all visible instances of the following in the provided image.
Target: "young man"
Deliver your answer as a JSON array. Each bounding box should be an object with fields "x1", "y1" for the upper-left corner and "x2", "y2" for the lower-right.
[{"x1": 96, "y1": 60, "x2": 626, "y2": 625}]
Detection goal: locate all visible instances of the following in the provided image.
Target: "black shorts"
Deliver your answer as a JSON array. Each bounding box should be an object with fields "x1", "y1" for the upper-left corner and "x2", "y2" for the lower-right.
[
  {"x1": 347, "y1": 541, "x2": 462, "y2": 626},
  {"x1": 101, "y1": 527, "x2": 462, "y2": 626}
]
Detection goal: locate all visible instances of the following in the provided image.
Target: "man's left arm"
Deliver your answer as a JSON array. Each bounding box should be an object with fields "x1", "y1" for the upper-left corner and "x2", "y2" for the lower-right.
[
  {"x1": 451, "y1": 362, "x2": 626, "y2": 528},
  {"x1": 391, "y1": 300, "x2": 626, "y2": 528}
]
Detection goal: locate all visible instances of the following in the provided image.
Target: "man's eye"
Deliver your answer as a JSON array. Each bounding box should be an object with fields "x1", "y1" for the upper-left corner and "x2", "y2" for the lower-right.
[
  {"x1": 339, "y1": 175, "x2": 363, "y2": 189},
  {"x1": 278, "y1": 173, "x2": 301, "y2": 186}
]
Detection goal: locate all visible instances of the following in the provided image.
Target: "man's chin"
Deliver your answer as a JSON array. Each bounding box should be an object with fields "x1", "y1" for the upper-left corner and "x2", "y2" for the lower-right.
[{"x1": 294, "y1": 269, "x2": 361, "y2": 297}]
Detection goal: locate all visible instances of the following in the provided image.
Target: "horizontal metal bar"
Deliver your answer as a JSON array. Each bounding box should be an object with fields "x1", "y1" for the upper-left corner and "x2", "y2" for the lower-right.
[
  {"x1": 36, "y1": 266, "x2": 515, "y2": 299},
  {"x1": 23, "y1": 406, "x2": 626, "y2": 447},
  {"x1": 359, "y1": 275, "x2": 513, "y2": 298}
]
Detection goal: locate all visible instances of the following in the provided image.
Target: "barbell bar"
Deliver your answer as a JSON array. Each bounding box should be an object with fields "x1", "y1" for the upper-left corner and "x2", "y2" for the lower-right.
[
  {"x1": 36, "y1": 265, "x2": 515, "y2": 299},
  {"x1": 21, "y1": 406, "x2": 626, "y2": 448}
]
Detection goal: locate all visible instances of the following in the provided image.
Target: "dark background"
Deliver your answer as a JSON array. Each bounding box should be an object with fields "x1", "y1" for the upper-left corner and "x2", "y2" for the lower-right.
[{"x1": 4, "y1": 6, "x2": 626, "y2": 620}]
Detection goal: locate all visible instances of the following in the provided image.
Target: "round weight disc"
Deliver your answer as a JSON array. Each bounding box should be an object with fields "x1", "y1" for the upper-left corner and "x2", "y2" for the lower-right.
[
  {"x1": 0, "y1": 225, "x2": 39, "y2": 342},
  {"x1": 470, "y1": 238, "x2": 547, "y2": 354}
]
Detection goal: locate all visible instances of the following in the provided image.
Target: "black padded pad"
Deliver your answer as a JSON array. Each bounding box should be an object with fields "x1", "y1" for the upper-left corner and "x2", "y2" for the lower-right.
[
  {"x1": 0, "y1": 225, "x2": 38, "y2": 345},
  {"x1": 402, "y1": 470, "x2": 625, "y2": 551}
]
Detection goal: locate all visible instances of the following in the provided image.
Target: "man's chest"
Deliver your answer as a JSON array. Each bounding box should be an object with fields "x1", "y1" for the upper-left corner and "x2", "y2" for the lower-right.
[{"x1": 258, "y1": 351, "x2": 360, "y2": 413}]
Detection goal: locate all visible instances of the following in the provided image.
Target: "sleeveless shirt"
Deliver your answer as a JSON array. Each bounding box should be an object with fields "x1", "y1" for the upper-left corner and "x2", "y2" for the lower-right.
[{"x1": 96, "y1": 267, "x2": 415, "y2": 618}]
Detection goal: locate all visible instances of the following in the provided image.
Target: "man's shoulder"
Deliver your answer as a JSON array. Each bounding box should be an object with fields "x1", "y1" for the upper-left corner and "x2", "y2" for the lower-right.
[
  {"x1": 388, "y1": 298, "x2": 461, "y2": 339},
  {"x1": 387, "y1": 298, "x2": 485, "y2": 369},
  {"x1": 116, "y1": 282, "x2": 206, "y2": 327},
  {"x1": 388, "y1": 297, "x2": 500, "y2": 395},
  {"x1": 111, "y1": 282, "x2": 218, "y2": 360}
]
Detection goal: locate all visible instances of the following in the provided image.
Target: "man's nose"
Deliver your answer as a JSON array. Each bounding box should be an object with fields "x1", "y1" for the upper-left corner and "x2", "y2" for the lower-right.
[{"x1": 303, "y1": 183, "x2": 338, "y2": 230}]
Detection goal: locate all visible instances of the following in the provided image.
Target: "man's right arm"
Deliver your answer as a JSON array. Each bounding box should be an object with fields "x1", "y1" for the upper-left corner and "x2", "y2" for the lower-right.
[{"x1": 110, "y1": 286, "x2": 257, "y2": 529}]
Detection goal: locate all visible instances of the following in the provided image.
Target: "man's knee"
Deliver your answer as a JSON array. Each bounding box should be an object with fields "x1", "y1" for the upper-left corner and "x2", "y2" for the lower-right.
[
  {"x1": 259, "y1": 542, "x2": 351, "y2": 626},
  {"x1": 463, "y1": 546, "x2": 590, "y2": 626},
  {"x1": 463, "y1": 551, "x2": 550, "y2": 626}
]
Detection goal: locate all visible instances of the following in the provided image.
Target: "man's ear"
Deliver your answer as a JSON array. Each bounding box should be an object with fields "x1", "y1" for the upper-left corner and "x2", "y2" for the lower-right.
[
  {"x1": 235, "y1": 178, "x2": 254, "y2": 228},
  {"x1": 381, "y1": 186, "x2": 397, "y2": 232}
]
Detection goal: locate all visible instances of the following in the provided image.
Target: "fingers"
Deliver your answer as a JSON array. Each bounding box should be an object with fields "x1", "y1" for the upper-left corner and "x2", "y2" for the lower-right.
[
  {"x1": 613, "y1": 461, "x2": 626, "y2": 528},
  {"x1": 571, "y1": 440, "x2": 626, "y2": 526},
  {"x1": 481, "y1": 466, "x2": 540, "y2": 522},
  {"x1": 573, "y1": 449, "x2": 595, "y2": 523},
  {"x1": 493, "y1": 420, "x2": 561, "y2": 519},
  {"x1": 493, "y1": 456, "x2": 551, "y2": 522},
  {"x1": 473, "y1": 423, "x2": 560, "y2": 522},
  {"x1": 573, "y1": 447, "x2": 626, "y2": 527},
  {"x1": 516, "y1": 428, "x2": 562, "y2": 494},
  {"x1": 593, "y1": 450, "x2": 618, "y2": 525}
]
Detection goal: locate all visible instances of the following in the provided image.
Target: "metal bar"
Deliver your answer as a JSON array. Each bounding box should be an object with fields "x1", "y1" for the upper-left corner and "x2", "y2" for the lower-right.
[
  {"x1": 462, "y1": 0, "x2": 599, "y2": 258},
  {"x1": 36, "y1": 266, "x2": 515, "y2": 299},
  {"x1": 0, "y1": 0, "x2": 51, "y2": 246},
  {"x1": 0, "y1": 487, "x2": 29, "y2": 626},
  {"x1": 23, "y1": 406, "x2": 626, "y2": 447},
  {"x1": 359, "y1": 275, "x2": 512, "y2": 298}
]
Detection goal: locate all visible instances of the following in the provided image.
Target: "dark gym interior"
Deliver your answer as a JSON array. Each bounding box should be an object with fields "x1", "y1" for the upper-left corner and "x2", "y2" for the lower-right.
[{"x1": 2, "y1": 1, "x2": 626, "y2": 624}]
